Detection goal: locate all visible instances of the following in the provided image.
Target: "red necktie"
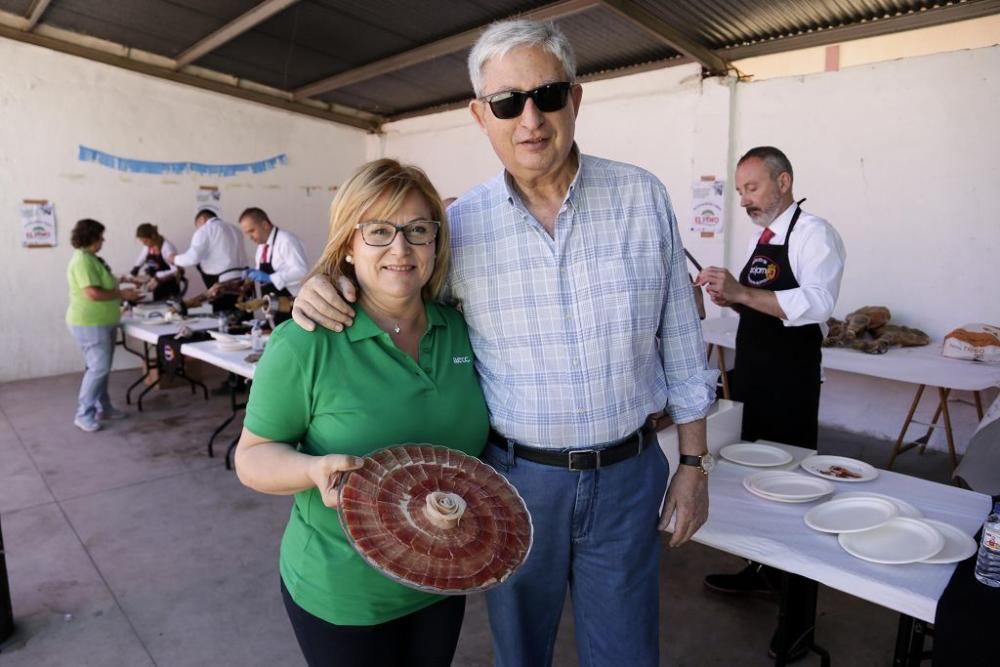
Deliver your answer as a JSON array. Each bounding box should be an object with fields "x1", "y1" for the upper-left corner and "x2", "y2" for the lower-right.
[
  {"x1": 759, "y1": 228, "x2": 775, "y2": 245},
  {"x1": 261, "y1": 243, "x2": 269, "y2": 264}
]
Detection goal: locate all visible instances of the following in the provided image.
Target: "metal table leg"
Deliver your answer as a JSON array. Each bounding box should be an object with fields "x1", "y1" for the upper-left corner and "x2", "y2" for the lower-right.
[
  {"x1": 0, "y1": 514, "x2": 13, "y2": 645},
  {"x1": 773, "y1": 572, "x2": 830, "y2": 667},
  {"x1": 888, "y1": 385, "x2": 960, "y2": 471},
  {"x1": 122, "y1": 337, "x2": 156, "y2": 408},
  {"x1": 893, "y1": 614, "x2": 930, "y2": 667},
  {"x1": 225, "y1": 434, "x2": 240, "y2": 471},
  {"x1": 208, "y1": 374, "x2": 246, "y2": 459}
]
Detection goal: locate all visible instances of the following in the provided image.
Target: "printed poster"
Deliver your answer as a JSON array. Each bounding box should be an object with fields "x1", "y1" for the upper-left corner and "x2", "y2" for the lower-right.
[
  {"x1": 21, "y1": 200, "x2": 57, "y2": 247},
  {"x1": 196, "y1": 187, "x2": 222, "y2": 217},
  {"x1": 691, "y1": 179, "x2": 725, "y2": 234}
]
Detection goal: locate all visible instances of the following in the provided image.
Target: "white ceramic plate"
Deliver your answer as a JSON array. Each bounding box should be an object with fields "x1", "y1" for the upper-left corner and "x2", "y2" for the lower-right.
[
  {"x1": 720, "y1": 443, "x2": 794, "y2": 467},
  {"x1": 839, "y1": 517, "x2": 945, "y2": 564},
  {"x1": 804, "y1": 496, "x2": 898, "y2": 533},
  {"x1": 919, "y1": 519, "x2": 978, "y2": 564},
  {"x1": 800, "y1": 455, "x2": 878, "y2": 483},
  {"x1": 744, "y1": 471, "x2": 835, "y2": 502},
  {"x1": 835, "y1": 492, "x2": 923, "y2": 519}
]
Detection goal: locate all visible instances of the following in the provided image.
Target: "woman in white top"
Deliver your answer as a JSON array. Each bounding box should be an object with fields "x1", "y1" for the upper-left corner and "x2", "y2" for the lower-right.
[{"x1": 128, "y1": 223, "x2": 181, "y2": 301}]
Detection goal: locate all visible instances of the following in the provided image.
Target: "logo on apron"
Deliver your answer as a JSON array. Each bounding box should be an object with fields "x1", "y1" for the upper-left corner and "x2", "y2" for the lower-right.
[{"x1": 746, "y1": 255, "x2": 780, "y2": 286}]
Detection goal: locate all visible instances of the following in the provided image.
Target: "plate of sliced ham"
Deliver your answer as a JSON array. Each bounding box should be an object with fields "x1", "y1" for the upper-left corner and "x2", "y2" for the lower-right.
[{"x1": 338, "y1": 444, "x2": 533, "y2": 594}]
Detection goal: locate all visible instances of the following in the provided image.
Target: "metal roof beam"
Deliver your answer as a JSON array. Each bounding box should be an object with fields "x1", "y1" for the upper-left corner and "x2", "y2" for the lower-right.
[
  {"x1": 599, "y1": 0, "x2": 728, "y2": 75},
  {"x1": 0, "y1": 22, "x2": 380, "y2": 131},
  {"x1": 25, "y1": 0, "x2": 52, "y2": 31},
  {"x1": 293, "y1": 0, "x2": 602, "y2": 100},
  {"x1": 721, "y1": 0, "x2": 1000, "y2": 61},
  {"x1": 174, "y1": 0, "x2": 300, "y2": 70}
]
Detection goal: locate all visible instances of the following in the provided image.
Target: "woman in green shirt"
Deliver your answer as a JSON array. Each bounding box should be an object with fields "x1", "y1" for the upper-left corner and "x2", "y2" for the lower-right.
[
  {"x1": 66, "y1": 219, "x2": 137, "y2": 432},
  {"x1": 236, "y1": 159, "x2": 489, "y2": 667}
]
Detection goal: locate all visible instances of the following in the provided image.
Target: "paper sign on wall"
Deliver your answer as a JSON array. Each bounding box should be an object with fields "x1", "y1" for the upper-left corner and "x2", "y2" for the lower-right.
[
  {"x1": 691, "y1": 179, "x2": 725, "y2": 235},
  {"x1": 21, "y1": 199, "x2": 57, "y2": 247},
  {"x1": 196, "y1": 186, "x2": 222, "y2": 218}
]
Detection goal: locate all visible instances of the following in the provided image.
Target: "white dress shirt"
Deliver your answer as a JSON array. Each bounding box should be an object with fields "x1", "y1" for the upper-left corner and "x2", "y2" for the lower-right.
[
  {"x1": 255, "y1": 226, "x2": 308, "y2": 296},
  {"x1": 744, "y1": 203, "x2": 847, "y2": 327},
  {"x1": 174, "y1": 217, "x2": 248, "y2": 281},
  {"x1": 132, "y1": 239, "x2": 179, "y2": 280}
]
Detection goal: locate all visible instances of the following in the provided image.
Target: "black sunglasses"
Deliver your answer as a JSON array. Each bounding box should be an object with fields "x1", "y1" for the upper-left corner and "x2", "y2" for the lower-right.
[{"x1": 481, "y1": 82, "x2": 572, "y2": 120}]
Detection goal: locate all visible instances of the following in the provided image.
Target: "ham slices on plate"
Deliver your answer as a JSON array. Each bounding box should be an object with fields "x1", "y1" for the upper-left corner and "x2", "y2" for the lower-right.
[{"x1": 338, "y1": 444, "x2": 533, "y2": 594}]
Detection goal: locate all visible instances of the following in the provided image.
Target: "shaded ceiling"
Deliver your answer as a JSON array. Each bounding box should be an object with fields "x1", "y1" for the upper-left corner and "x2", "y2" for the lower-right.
[{"x1": 1, "y1": 0, "x2": 998, "y2": 131}]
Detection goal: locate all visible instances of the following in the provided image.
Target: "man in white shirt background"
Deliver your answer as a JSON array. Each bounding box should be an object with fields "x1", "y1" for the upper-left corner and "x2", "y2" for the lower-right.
[
  {"x1": 238, "y1": 207, "x2": 308, "y2": 324},
  {"x1": 696, "y1": 145, "x2": 847, "y2": 663},
  {"x1": 174, "y1": 208, "x2": 248, "y2": 313}
]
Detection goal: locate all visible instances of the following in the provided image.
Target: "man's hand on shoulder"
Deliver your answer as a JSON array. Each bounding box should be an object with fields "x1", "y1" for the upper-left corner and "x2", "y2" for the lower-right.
[
  {"x1": 659, "y1": 463, "x2": 709, "y2": 547},
  {"x1": 291, "y1": 274, "x2": 357, "y2": 332}
]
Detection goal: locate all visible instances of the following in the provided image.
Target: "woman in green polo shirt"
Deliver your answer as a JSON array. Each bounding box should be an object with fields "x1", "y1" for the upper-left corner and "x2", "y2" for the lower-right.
[
  {"x1": 66, "y1": 218, "x2": 137, "y2": 433},
  {"x1": 235, "y1": 159, "x2": 489, "y2": 667}
]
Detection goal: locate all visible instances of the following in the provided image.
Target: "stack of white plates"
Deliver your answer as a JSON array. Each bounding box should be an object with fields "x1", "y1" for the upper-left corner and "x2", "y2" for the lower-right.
[
  {"x1": 804, "y1": 496, "x2": 977, "y2": 564},
  {"x1": 743, "y1": 471, "x2": 835, "y2": 503},
  {"x1": 216, "y1": 339, "x2": 251, "y2": 352},
  {"x1": 720, "y1": 443, "x2": 793, "y2": 467}
]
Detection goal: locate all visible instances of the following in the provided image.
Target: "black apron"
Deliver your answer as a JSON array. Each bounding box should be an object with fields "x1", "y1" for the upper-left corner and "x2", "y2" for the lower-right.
[
  {"x1": 197, "y1": 265, "x2": 245, "y2": 313},
  {"x1": 133, "y1": 247, "x2": 179, "y2": 301},
  {"x1": 733, "y1": 202, "x2": 822, "y2": 448},
  {"x1": 258, "y1": 228, "x2": 293, "y2": 324}
]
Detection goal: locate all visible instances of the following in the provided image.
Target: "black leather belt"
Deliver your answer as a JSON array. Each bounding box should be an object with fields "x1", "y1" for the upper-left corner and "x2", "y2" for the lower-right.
[{"x1": 488, "y1": 423, "x2": 652, "y2": 471}]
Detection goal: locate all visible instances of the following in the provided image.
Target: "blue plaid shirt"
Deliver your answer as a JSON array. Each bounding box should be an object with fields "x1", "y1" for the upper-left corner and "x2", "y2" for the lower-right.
[{"x1": 446, "y1": 151, "x2": 717, "y2": 449}]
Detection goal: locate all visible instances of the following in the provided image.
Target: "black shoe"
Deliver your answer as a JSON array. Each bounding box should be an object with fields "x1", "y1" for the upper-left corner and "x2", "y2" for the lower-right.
[
  {"x1": 767, "y1": 626, "x2": 811, "y2": 663},
  {"x1": 704, "y1": 562, "x2": 778, "y2": 596}
]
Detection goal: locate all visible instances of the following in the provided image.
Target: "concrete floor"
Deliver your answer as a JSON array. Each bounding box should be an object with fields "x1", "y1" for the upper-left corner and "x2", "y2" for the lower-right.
[{"x1": 0, "y1": 367, "x2": 956, "y2": 666}]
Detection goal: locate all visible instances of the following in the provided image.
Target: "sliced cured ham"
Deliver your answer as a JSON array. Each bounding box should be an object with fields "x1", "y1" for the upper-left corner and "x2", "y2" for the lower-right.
[{"x1": 339, "y1": 444, "x2": 533, "y2": 594}]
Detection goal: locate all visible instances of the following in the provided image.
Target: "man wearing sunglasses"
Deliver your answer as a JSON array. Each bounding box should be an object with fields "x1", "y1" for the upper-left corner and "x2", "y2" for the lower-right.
[{"x1": 293, "y1": 19, "x2": 716, "y2": 667}]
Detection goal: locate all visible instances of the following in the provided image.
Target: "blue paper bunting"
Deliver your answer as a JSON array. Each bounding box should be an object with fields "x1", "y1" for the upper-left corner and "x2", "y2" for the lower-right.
[{"x1": 78, "y1": 145, "x2": 287, "y2": 176}]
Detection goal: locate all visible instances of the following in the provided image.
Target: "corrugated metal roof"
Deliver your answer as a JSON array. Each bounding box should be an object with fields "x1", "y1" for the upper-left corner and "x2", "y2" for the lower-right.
[{"x1": 1, "y1": 0, "x2": 996, "y2": 128}]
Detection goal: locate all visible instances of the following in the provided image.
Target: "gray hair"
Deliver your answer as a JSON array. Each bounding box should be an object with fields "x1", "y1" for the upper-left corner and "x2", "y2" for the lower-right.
[
  {"x1": 738, "y1": 146, "x2": 794, "y2": 182},
  {"x1": 468, "y1": 20, "x2": 577, "y2": 97}
]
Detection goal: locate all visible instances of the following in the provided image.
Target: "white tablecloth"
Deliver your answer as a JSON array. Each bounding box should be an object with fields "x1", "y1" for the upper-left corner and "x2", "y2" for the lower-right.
[
  {"x1": 120, "y1": 315, "x2": 219, "y2": 345},
  {"x1": 696, "y1": 444, "x2": 991, "y2": 623},
  {"x1": 180, "y1": 339, "x2": 257, "y2": 379},
  {"x1": 702, "y1": 317, "x2": 1000, "y2": 391}
]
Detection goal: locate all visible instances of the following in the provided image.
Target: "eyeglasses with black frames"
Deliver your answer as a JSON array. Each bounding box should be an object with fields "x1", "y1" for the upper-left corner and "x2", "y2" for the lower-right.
[
  {"x1": 355, "y1": 220, "x2": 440, "y2": 246},
  {"x1": 481, "y1": 82, "x2": 572, "y2": 120}
]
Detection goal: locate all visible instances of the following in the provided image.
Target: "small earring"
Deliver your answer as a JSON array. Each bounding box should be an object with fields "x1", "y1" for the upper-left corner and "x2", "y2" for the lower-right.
[{"x1": 345, "y1": 254, "x2": 353, "y2": 264}]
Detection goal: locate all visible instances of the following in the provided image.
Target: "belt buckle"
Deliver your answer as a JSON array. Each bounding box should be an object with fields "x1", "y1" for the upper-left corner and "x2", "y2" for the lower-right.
[{"x1": 568, "y1": 449, "x2": 599, "y2": 471}]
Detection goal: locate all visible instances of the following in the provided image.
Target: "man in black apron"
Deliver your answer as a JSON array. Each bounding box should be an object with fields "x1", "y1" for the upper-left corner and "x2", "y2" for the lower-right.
[
  {"x1": 174, "y1": 209, "x2": 249, "y2": 314},
  {"x1": 697, "y1": 146, "x2": 846, "y2": 662},
  {"x1": 239, "y1": 207, "x2": 309, "y2": 325}
]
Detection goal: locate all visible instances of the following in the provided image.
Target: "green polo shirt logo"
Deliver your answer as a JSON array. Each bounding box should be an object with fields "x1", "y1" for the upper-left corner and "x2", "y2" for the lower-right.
[{"x1": 453, "y1": 355, "x2": 471, "y2": 364}]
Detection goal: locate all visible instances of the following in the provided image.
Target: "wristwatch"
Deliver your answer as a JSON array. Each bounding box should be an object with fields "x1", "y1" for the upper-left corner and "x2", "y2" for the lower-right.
[{"x1": 679, "y1": 452, "x2": 716, "y2": 475}]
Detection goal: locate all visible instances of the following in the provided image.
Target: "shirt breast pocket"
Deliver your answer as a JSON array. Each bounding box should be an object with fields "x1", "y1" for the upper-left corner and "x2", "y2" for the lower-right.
[{"x1": 593, "y1": 251, "x2": 665, "y2": 328}]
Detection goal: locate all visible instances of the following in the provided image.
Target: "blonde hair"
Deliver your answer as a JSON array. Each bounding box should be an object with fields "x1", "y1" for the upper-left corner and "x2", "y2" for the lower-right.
[{"x1": 311, "y1": 159, "x2": 450, "y2": 302}]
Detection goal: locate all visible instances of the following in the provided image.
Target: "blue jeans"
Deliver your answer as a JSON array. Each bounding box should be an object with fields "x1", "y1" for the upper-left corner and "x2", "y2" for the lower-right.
[
  {"x1": 482, "y1": 432, "x2": 670, "y2": 667},
  {"x1": 67, "y1": 324, "x2": 118, "y2": 420}
]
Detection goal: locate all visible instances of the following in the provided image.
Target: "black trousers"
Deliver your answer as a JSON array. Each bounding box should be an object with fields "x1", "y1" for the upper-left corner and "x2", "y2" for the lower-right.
[{"x1": 281, "y1": 580, "x2": 466, "y2": 667}]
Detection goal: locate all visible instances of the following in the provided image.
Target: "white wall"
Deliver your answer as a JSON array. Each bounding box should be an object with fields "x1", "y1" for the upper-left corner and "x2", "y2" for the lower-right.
[
  {"x1": 373, "y1": 46, "x2": 1000, "y2": 451},
  {"x1": 0, "y1": 37, "x2": 368, "y2": 382},
  {"x1": 731, "y1": 46, "x2": 1000, "y2": 339}
]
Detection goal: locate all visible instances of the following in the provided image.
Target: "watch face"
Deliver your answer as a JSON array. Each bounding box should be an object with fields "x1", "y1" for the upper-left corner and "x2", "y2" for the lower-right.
[{"x1": 701, "y1": 453, "x2": 716, "y2": 474}]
